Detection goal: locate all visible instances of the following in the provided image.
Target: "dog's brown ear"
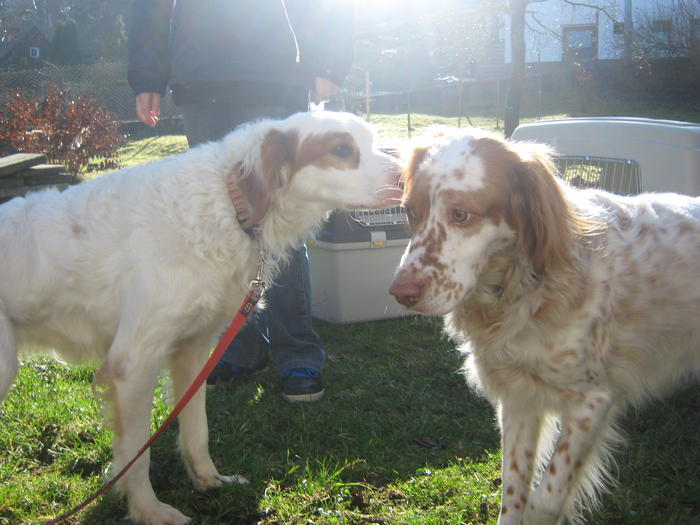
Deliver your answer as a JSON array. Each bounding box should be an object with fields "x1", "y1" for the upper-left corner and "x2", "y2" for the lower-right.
[
  {"x1": 261, "y1": 128, "x2": 297, "y2": 187},
  {"x1": 234, "y1": 160, "x2": 268, "y2": 229},
  {"x1": 236, "y1": 129, "x2": 297, "y2": 228},
  {"x1": 402, "y1": 146, "x2": 429, "y2": 203},
  {"x1": 507, "y1": 144, "x2": 574, "y2": 274}
]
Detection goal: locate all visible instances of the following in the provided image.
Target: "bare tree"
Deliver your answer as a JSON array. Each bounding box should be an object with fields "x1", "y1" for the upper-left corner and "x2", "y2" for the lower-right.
[
  {"x1": 631, "y1": 0, "x2": 699, "y2": 58},
  {"x1": 503, "y1": 0, "x2": 618, "y2": 137}
]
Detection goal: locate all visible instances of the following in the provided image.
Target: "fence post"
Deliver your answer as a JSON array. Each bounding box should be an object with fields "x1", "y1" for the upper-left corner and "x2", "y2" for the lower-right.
[
  {"x1": 365, "y1": 71, "x2": 371, "y2": 121},
  {"x1": 457, "y1": 80, "x2": 463, "y2": 128},
  {"x1": 538, "y1": 74, "x2": 543, "y2": 120},
  {"x1": 407, "y1": 90, "x2": 412, "y2": 139},
  {"x1": 495, "y1": 78, "x2": 502, "y2": 130}
]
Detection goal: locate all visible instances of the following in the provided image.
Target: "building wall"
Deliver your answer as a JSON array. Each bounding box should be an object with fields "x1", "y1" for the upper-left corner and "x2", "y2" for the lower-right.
[{"x1": 504, "y1": 0, "x2": 699, "y2": 64}]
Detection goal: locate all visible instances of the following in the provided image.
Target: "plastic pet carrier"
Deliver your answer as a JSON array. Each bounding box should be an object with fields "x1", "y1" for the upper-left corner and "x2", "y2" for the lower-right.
[
  {"x1": 511, "y1": 117, "x2": 700, "y2": 195},
  {"x1": 307, "y1": 205, "x2": 411, "y2": 323}
]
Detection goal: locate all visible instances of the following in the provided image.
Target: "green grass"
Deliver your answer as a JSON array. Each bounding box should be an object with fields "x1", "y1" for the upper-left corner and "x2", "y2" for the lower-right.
[
  {"x1": 115, "y1": 134, "x2": 190, "y2": 168},
  {"x1": 80, "y1": 135, "x2": 190, "y2": 181},
  {"x1": 365, "y1": 113, "x2": 574, "y2": 144},
  {"x1": 0, "y1": 319, "x2": 505, "y2": 524},
  {"x1": 2, "y1": 322, "x2": 699, "y2": 524},
  {"x1": 2, "y1": 110, "x2": 700, "y2": 524},
  {"x1": 83, "y1": 106, "x2": 700, "y2": 179}
]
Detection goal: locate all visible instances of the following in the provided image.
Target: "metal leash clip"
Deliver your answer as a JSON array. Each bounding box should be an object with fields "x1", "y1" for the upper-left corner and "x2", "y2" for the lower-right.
[{"x1": 250, "y1": 244, "x2": 267, "y2": 293}]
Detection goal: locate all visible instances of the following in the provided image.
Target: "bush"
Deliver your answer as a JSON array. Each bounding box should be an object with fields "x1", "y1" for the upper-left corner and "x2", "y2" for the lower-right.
[{"x1": 0, "y1": 82, "x2": 126, "y2": 174}]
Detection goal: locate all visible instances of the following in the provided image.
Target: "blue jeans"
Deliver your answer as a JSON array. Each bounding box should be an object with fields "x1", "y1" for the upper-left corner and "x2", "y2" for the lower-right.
[{"x1": 180, "y1": 89, "x2": 325, "y2": 375}]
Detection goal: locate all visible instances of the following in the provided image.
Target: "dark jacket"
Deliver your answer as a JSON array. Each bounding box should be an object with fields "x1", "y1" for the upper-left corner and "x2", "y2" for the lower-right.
[{"x1": 128, "y1": 0, "x2": 355, "y2": 98}]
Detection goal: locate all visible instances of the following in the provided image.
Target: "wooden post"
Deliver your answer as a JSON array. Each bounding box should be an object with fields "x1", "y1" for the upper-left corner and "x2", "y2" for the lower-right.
[
  {"x1": 457, "y1": 80, "x2": 463, "y2": 128},
  {"x1": 365, "y1": 71, "x2": 371, "y2": 121},
  {"x1": 537, "y1": 74, "x2": 543, "y2": 120},
  {"x1": 495, "y1": 78, "x2": 502, "y2": 130},
  {"x1": 407, "y1": 90, "x2": 412, "y2": 139}
]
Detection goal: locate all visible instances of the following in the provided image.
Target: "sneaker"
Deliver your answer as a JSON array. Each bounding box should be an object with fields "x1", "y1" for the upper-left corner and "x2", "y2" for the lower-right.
[
  {"x1": 281, "y1": 368, "x2": 325, "y2": 402},
  {"x1": 206, "y1": 358, "x2": 268, "y2": 386}
]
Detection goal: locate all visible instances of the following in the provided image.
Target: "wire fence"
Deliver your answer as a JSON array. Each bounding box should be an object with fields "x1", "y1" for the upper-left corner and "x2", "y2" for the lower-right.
[
  {"x1": 0, "y1": 61, "x2": 519, "y2": 128},
  {"x1": 0, "y1": 62, "x2": 183, "y2": 123},
  {"x1": 3, "y1": 59, "x2": 691, "y2": 134}
]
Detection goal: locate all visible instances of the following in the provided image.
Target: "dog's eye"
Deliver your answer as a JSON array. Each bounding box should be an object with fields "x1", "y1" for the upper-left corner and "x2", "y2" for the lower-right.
[
  {"x1": 452, "y1": 209, "x2": 472, "y2": 224},
  {"x1": 331, "y1": 143, "x2": 354, "y2": 159}
]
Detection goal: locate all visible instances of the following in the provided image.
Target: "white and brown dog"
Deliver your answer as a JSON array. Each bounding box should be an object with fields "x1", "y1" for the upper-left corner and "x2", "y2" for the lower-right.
[
  {"x1": 390, "y1": 127, "x2": 700, "y2": 525},
  {"x1": 0, "y1": 111, "x2": 402, "y2": 525}
]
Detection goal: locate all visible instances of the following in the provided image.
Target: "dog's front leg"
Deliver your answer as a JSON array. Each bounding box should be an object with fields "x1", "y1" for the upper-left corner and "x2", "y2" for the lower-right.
[
  {"x1": 169, "y1": 337, "x2": 248, "y2": 490},
  {"x1": 104, "y1": 345, "x2": 190, "y2": 525},
  {"x1": 523, "y1": 390, "x2": 613, "y2": 525},
  {"x1": 496, "y1": 402, "x2": 543, "y2": 525}
]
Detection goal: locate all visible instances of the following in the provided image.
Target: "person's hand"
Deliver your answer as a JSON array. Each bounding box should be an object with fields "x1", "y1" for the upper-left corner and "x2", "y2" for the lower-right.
[
  {"x1": 135, "y1": 92, "x2": 162, "y2": 128},
  {"x1": 313, "y1": 77, "x2": 340, "y2": 105}
]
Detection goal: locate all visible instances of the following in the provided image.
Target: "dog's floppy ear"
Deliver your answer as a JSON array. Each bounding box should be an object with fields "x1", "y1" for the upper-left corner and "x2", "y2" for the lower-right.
[
  {"x1": 506, "y1": 143, "x2": 574, "y2": 274},
  {"x1": 401, "y1": 145, "x2": 429, "y2": 202},
  {"x1": 237, "y1": 129, "x2": 297, "y2": 228}
]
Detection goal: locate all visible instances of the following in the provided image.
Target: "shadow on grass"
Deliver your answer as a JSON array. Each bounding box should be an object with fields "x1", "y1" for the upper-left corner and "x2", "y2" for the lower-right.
[
  {"x1": 49, "y1": 317, "x2": 700, "y2": 524},
  {"x1": 77, "y1": 317, "x2": 500, "y2": 524}
]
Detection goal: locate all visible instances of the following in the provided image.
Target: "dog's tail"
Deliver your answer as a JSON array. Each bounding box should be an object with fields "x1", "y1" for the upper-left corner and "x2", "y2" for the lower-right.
[{"x1": 0, "y1": 301, "x2": 18, "y2": 403}]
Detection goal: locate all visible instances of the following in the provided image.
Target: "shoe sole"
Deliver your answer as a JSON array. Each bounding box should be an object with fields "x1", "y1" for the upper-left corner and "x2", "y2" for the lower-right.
[{"x1": 282, "y1": 389, "x2": 325, "y2": 403}]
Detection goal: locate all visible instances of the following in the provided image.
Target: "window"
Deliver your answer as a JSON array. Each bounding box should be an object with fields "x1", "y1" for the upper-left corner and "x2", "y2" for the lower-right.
[
  {"x1": 613, "y1": 22, "x2": 625, "y2": 35},
  {"x1": 28, "y1": 46, "x2": 40, "y2": 58},
  {"x1": 652, "y1": 20, "x2": 672, "y2": 34},
  {"x1": 563, "y1": 25, "x2": 598, "y2": 62}
]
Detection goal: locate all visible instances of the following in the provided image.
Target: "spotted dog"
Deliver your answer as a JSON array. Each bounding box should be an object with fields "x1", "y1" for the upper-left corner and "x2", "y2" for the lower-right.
[{"x1": 390, "y1": 127, "x2": 700, "y2": 525}]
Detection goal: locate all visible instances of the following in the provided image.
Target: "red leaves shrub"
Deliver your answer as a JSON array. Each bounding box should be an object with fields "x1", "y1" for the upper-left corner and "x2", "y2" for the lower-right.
[{"x1": 0, "y1": 83, "x2": 126, "y2": 174}]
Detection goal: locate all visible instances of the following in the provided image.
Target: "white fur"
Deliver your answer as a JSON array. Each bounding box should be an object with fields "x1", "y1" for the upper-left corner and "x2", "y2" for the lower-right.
[
  {"x1": 0, "y1": 111, "x2": 402, "y2": 525},
  {"x1": 391, "y1": 129, "x2": 700, "y2": 525}
]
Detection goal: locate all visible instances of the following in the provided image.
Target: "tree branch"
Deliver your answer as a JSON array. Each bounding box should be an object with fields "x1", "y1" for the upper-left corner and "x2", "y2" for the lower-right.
[
  {"x1": 561, "y1": 0, "x2": 619, "y2": 23},
  {"x1": 527, "y1": 11, "x2": 562, "y2": 40}
]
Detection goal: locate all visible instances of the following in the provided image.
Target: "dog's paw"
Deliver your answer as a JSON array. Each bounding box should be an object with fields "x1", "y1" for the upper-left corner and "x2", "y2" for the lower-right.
[{"x1": 129, "y1": 501, "x2": 190, "y2": 525}]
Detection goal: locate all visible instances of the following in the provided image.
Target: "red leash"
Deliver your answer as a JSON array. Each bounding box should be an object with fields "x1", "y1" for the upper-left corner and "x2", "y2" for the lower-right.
[{"x1": 45, "y1": 282, "x2": 264, "y2": 525}]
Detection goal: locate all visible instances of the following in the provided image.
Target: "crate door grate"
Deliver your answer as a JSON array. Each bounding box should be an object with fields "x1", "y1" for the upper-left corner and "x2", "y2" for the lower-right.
[
  {"x1": 555, "y1": 156, "x2": 641, "y2": 195},
  {"x1": 350, "y1": 157, "x2": 641, "y2": 224},
  {"x1": 348, "y1": 145, "x2": 408, "y2": 227},
  {"x1": 349, "y1": 206, "x2": 407, "y2": 227}
]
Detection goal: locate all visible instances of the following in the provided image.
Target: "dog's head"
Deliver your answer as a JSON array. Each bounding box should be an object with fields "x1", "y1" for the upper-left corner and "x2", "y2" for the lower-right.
[
  {"x1": 390, "y1": 128, "x2": 580, "y2": 316},
  {"x1": 230, "y1": 112, "x2": 403, "y2": 229}
]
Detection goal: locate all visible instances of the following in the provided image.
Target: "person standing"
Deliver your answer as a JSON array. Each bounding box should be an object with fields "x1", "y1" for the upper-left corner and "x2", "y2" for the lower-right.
[{"x1": 127, "y1": 0, "x2": 355, "y2": 402}]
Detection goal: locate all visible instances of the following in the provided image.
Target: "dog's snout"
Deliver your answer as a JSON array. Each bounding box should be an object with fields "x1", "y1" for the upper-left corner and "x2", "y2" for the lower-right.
[
  {"x1": 389, "y1": 276, "x2": 424, "y2": 308},
  {"x1": 379, "y1": 151, "x2": 404, "y2": 186}
]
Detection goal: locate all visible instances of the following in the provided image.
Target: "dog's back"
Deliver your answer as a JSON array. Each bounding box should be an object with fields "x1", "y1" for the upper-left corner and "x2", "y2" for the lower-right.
[
  {"x1": 0, "y1": 148, "x2": 231, "y2": 382},
  {"x1": 0, "y1": 167, "x2": 153, "y2": 355},
  {"x1": 576, "y1": 190, "x2": 700, "y2": 399}
]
